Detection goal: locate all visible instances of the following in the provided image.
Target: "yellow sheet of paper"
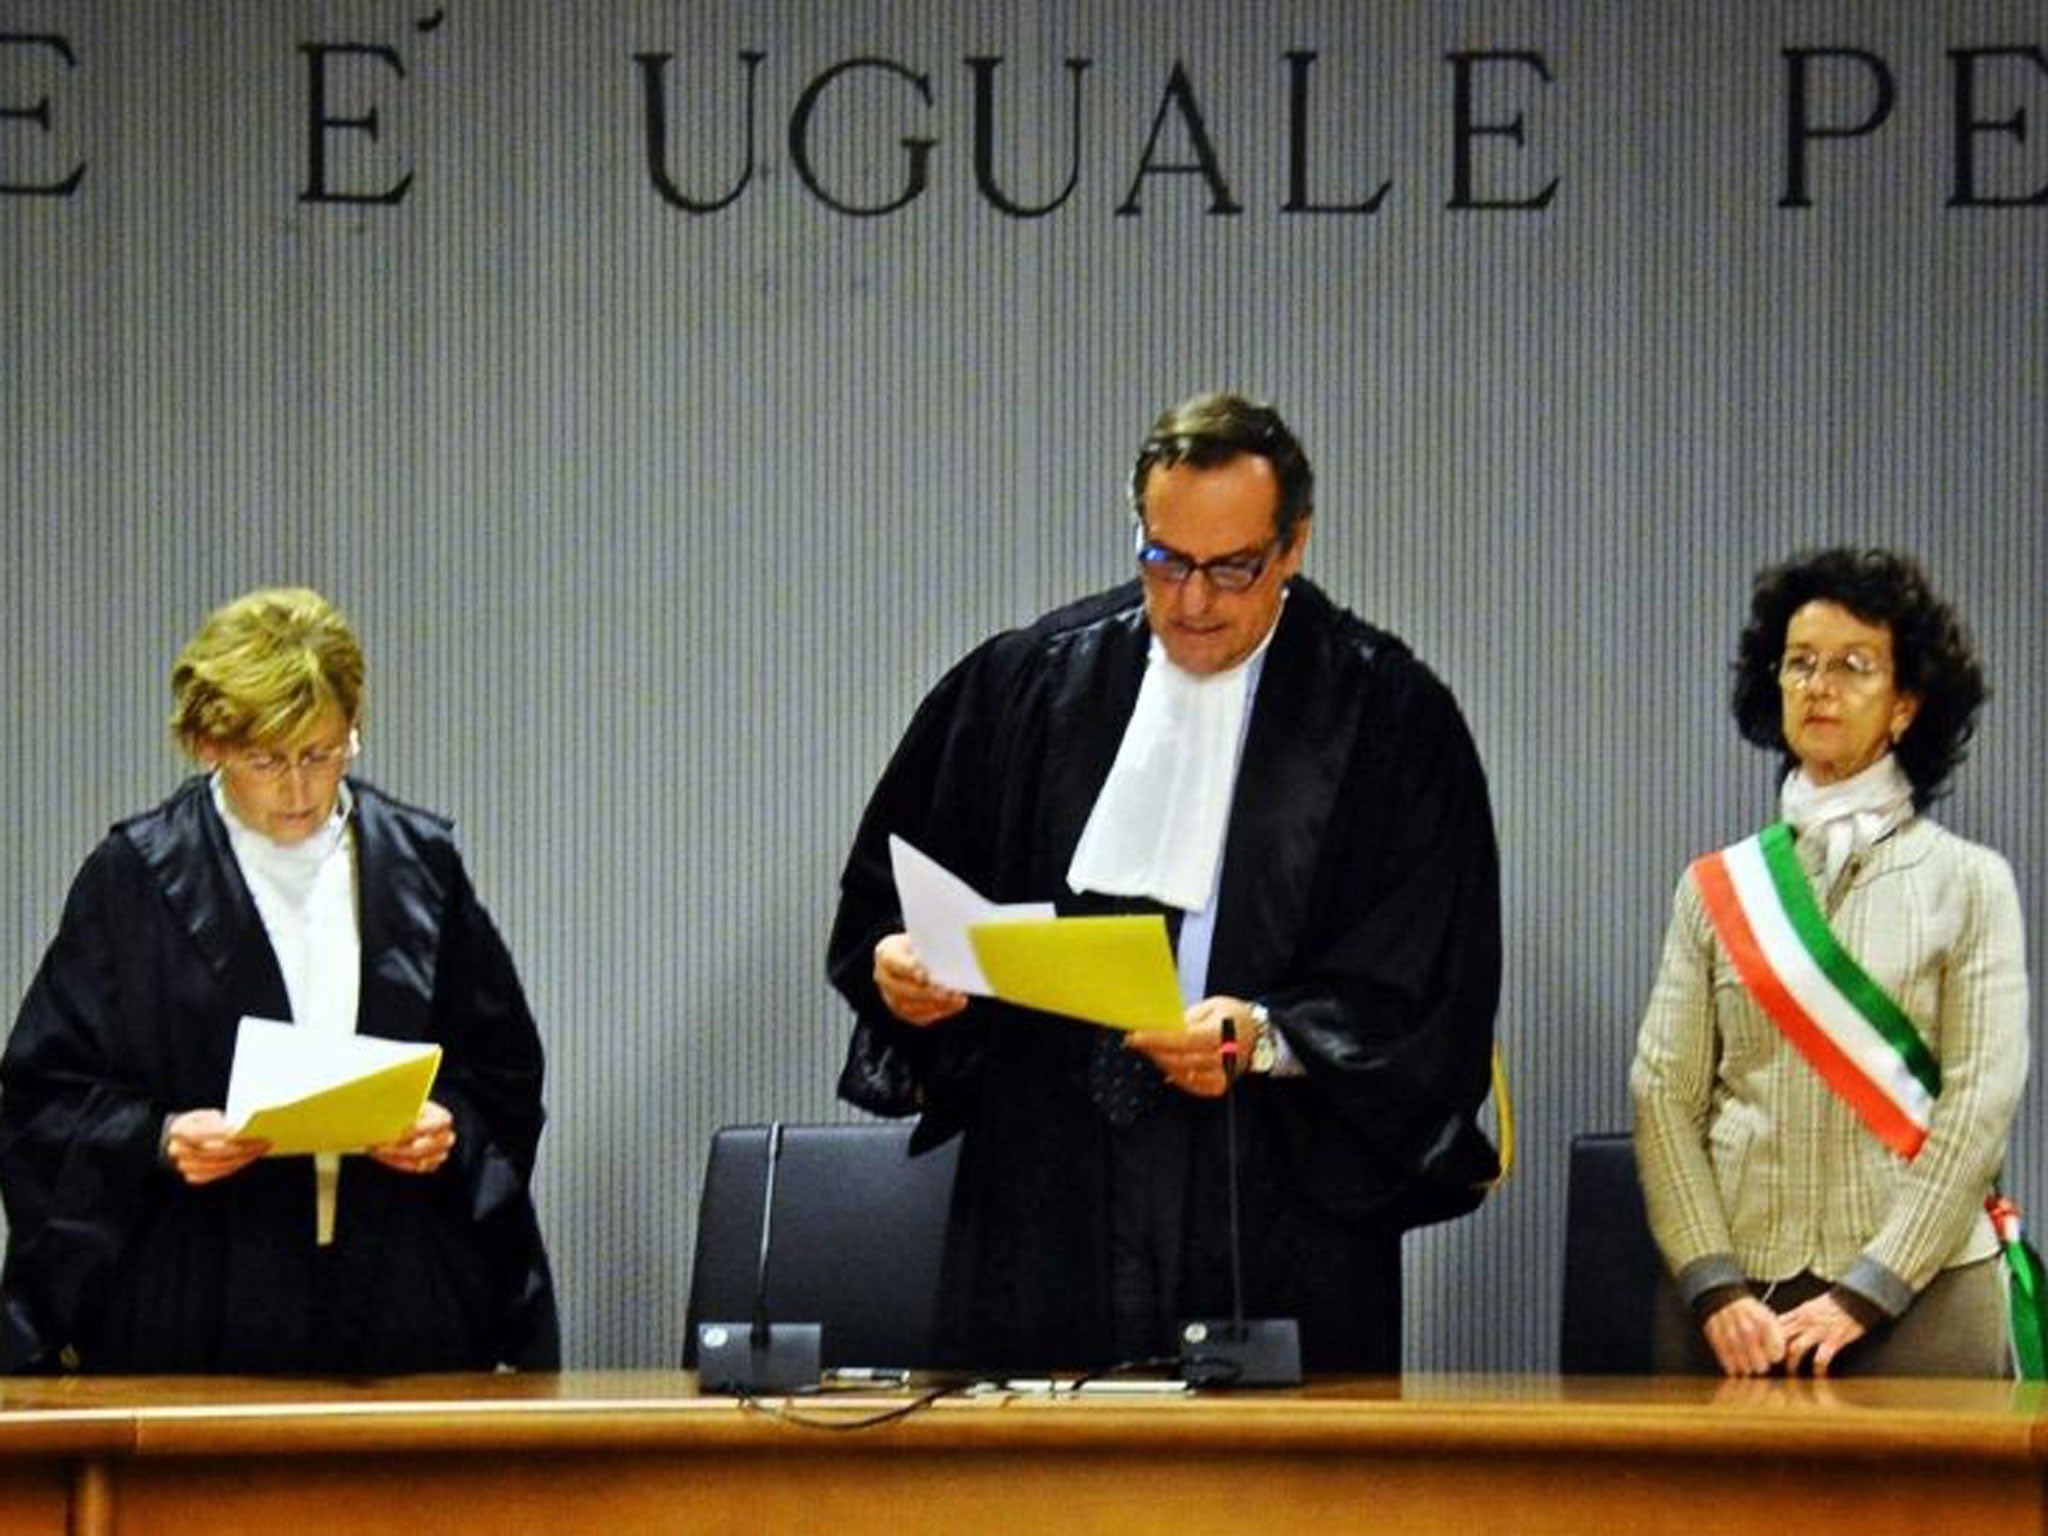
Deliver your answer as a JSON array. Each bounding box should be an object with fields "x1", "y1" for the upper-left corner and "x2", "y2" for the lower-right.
[
  {"x1": 241, "y1": 1048, "x2": 442, "y2": 1156},
  {"x1": 968, "y1": 914, "x2": 1185, "y2": 1032}
]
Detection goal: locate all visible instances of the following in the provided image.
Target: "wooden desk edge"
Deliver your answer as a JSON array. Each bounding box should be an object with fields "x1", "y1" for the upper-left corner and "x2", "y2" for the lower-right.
[
  {"x1": 0, "y1": 1375, "x2": 2040, "y2": 1466},
  {"x1": 93, "y1": 1395, "x2": 2048, "y2": 1464}
]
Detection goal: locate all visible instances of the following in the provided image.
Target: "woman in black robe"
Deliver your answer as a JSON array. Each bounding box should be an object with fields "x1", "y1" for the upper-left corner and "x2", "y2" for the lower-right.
[{"x1": 0, "y1": 587, "x2": 557, "y2": 1373}]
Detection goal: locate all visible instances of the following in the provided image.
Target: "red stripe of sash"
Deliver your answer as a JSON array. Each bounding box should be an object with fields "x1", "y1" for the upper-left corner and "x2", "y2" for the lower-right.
[{"x1": 1690, "y1": 850, "x2": 1926, "y2": 1160}]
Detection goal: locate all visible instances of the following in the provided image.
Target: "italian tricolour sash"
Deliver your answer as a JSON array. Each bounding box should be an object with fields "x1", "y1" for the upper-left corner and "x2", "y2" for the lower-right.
[
  {"x1": 1690, "y1": 822, "x2": 1937, "y2": 1159},
  {"x1": 1690, "y1": 820, "x2": 2047, "y2": 1378}
]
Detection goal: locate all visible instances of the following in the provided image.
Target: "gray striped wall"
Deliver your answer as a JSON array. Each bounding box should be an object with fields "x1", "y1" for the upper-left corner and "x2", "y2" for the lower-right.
[{"x1": 3, "y1": 1, "x2": 2043, "y2": 1370}]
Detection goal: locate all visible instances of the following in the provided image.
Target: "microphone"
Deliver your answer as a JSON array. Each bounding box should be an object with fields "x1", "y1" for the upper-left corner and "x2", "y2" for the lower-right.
[
  {"x1": 1178, "y1": 1015, "x2": 1301, "y2": 1387},
  {"x1": 696, "y1": 1121, "x2": 823, "y2": 1394}
]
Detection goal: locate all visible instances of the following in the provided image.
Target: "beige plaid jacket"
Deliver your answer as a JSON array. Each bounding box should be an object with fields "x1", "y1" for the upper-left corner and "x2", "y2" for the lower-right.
[{"x1": 1630, "y1": 815, "x2": 2030, "y2": 1316}]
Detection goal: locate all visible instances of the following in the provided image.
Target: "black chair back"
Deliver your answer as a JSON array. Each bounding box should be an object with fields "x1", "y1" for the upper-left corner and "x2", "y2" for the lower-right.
[
  {"x1": 1559, "y1": 1131, "x2": 1665, "y2": 1374},
  {"x1": 683, "y1": 1121, "x2": 960, "y2": 1370}
]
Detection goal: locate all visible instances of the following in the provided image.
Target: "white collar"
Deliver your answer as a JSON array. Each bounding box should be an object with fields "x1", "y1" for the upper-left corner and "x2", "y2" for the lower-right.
[
  {"x1": 1065, "y1": 601, "x2": 1281, "y2": 912},
  {"x1": 211, "y1": 773, "x2": 354, "y2": 875}
]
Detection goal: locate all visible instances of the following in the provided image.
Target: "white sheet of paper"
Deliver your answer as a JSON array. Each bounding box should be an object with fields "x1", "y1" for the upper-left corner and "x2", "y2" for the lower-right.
[
  {"x1": 224, "y1": 1016, "x2": 439, "y2": 1132},
  {"x1": 889, "y1": 834, "x2": 1054, "y2": 993}
]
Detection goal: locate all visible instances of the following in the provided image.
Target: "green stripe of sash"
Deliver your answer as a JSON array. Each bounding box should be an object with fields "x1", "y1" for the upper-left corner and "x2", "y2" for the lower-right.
[
  {"x1": 2007, "y1": 1235, "x2": 2048, "y2": 1380},
  {"x1": 1756, "y1": 821, "x2": 1942, "y2": 1099}
]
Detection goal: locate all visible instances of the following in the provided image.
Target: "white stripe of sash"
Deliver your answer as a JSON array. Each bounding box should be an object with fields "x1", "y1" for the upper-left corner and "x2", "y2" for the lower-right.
[{"x1": 1723, "y1": 838, "x2": 1934, "y2": 1132}]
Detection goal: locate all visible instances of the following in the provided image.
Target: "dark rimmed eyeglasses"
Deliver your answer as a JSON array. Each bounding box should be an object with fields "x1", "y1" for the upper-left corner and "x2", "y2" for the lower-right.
[{"x1": 1135, "y1": 530, "x2": 1282, "y2": 594}]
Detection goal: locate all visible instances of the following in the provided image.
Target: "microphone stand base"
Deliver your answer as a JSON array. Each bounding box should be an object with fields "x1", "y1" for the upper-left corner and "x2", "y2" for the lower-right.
[
  {"x1": 695, "y1": 1321, "x2": 823, "y2": 1395},
  {"x1": 1176, "y1": 1317, "x2": 1302, "y2": 1387}
]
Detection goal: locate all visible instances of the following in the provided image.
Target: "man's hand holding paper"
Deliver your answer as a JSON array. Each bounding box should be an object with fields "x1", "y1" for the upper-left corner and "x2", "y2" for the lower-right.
[
  {"x1": 1125, "y1": 995, "x2": 1256, "y2": 1099},
  {"x1": 873, "y1": 931, "x2": 969, "y2": 1028},
  {"x1": 879, "y1": 837, "x2": 1185, "y2": 1034}
]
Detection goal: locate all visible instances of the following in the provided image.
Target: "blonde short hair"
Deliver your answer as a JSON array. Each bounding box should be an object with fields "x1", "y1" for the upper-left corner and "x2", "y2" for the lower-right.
[{"x1": 169, "y1": 587, "x2": 365, "y2": 756}]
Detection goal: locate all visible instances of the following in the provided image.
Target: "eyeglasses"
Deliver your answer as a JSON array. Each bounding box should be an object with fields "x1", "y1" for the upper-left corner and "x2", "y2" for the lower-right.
[
  {"x1": 228, "y1": 738, "x2": 357, "y2": 781},
  {"x1": 1778, "y1": 649, "x2": 1890, "y2": 692},
  {"x1": 1135, "y1": 530, "x2": 1282, "y2": 593}
]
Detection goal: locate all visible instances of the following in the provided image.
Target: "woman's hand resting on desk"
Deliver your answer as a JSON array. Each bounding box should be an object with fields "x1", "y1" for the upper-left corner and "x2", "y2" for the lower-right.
[
  {"x1": 1702, "y1": 1294, "x2": 1787, "y2": 1376},
  {"x1": 1703, "y1": 1290, "x2": 1868, "y2": 1376},
  {"x1": 1776, "y1": 1292, "x2": 1868, "y2": 1375}
]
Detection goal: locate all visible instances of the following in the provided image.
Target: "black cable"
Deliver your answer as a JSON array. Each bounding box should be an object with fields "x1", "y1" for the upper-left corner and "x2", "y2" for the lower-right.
[{"x1": 736, "y1": 1383, "x2": 955, "y2": 1431}]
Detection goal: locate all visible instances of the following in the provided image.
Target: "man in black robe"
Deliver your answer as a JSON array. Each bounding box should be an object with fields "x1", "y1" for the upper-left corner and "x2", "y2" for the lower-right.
[
  {"x1": 0, "y1": 777, "x2": 559, "y2": 1373},
  {"x1": 828, "y1": 392, "x2": 1500, "y2": 1374}
]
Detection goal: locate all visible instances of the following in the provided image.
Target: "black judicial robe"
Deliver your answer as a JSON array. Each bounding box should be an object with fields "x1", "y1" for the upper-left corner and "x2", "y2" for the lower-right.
[
  {"x1": 0, "y1": 777, "x2": 559, "y2": 1374},
  {"x1": 829, "y1": 579, "x2": 1501, "y2": 1372}
]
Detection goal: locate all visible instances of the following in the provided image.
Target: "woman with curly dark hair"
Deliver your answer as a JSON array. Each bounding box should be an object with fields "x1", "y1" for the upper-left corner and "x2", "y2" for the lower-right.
[{"x1": 1631, "y1": 549, "x2": 2029, "y2": 1377}]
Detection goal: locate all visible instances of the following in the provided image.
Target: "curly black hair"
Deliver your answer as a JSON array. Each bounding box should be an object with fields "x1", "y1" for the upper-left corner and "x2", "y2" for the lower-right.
[{"x1": 1732, "y1": 548, "x2": 1986, "y2": 808}]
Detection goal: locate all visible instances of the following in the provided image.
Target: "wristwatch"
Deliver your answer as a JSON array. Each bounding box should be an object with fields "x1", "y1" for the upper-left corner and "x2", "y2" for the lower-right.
[{"x1": 1246, "y1": 1002, "x2": 1278, "y2": 1075}]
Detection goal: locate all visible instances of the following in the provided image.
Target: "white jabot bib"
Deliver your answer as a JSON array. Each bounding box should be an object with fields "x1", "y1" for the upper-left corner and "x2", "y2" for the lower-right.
[
  {"x1": 1066, "y1": 613, "x2": 1279, "y2": 914},
  {"x1": 214, "y1": 776, "x2": 360, "y2": 1244},
  {"x1": 1778, "y1": 752, "x2": 1913, "y2": 895}
]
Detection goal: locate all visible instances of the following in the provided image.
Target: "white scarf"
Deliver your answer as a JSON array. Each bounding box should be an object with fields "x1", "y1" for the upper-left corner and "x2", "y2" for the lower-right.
[
  {"x1": 1066, "y1": 618, "x2": 1277, "y2": 913},
  {"x1": 1778, "y1": 753, "x2": 1914, "y2": 895}
]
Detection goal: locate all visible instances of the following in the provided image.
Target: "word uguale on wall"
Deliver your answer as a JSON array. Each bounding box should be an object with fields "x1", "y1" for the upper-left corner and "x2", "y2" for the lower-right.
[{"x1": 2, "y1": 26, "x2": 2045, "y2": 216}]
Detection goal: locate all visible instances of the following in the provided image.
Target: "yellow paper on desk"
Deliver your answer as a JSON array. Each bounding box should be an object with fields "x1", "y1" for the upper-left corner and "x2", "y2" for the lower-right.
[
  {"x1": 968, "y1": 914, "x2": 1185, "y2": 1032},
  {"x1": 227, "y1": 1017, "x2": 442, "y2": 1155}
]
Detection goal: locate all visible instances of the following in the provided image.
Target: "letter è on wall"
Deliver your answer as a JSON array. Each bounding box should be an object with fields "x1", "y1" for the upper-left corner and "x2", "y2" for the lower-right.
[{"x1": 3, "y1": 26, "x2": 2043, "y2": 214}]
